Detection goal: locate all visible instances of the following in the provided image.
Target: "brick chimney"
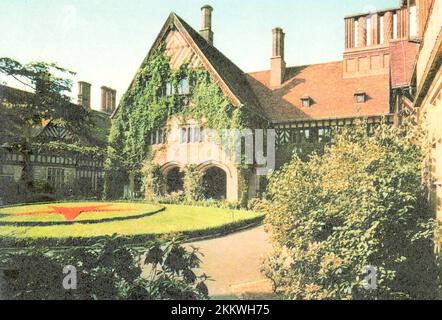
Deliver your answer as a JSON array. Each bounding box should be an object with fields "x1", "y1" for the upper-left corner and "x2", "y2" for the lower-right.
[
  {"x1": 270, "y1": 27, "x2": 286, "y2": 88},
  {"x1": 100, "y1": 86, "x2": 117, "y2": 114},
  {"x1": 200, "y1": 5, "x2": 214, "y2": 45},
  {"x1": 77, "y1": 81, "x2": 91, "y2": 109}
]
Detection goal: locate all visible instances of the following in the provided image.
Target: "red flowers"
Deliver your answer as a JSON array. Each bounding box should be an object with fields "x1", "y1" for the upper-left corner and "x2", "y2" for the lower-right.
[{"x1": 16, "y1": 205, "x2": 129, "y2": 221}]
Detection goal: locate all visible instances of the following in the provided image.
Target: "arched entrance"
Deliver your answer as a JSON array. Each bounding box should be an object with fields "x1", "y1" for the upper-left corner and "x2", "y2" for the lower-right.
[
  {"x1": 166, "y1": 167, "x2": 184, "y2": 194},
  {"x1": 202, "y1": 167, "x2": 227, "y2": 200}
]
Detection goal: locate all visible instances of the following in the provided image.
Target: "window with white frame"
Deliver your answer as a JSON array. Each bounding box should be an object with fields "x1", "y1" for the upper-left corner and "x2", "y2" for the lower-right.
[
  {"x1": 164, "y1": 82, "x2": 174, "y2": 97},
  {"x1": 149, "y1": 128, "x2": 165, "y2": 145},
  {"x1": 354, "y1": 91, "x2": 367, "y2": 103},
  {"x1": 177, "y1": 79, "x2": 190, "y2": 95},
  {"x1": 366, "y1": 16, "x2": 372, "y2": 46},
  {"x1": 301, "y1": 96, "x2": 312, "y2": 107},
  {"x1": 379, "y1": 15, "x2": 385, "y2": 44},
  {"x1": 393, "y1": 12, "x2": 398, "y2": 39},
  {"x1": 409, "y1": 5, "x2": 417, "y2": 38},
  {"x1": 179, "y1": 126, "x2": 203, "y2": 144}
]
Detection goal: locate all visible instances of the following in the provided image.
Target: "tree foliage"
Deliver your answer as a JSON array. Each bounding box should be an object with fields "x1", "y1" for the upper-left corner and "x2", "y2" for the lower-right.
[
  {"x1": 0, "y1": 58, "x2": 97, "y2": 196},
  {"x1": 263, "y1": 122, "x2": 438, "y2": 300}
]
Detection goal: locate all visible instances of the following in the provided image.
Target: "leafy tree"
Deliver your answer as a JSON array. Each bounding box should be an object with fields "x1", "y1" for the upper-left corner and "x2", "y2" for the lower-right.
[
  {"x1": 263, "y1": 122, "x2": 438, "y2": 300},
  {"x1": 0, "y1": 58, "x2": 94, "y2": 197}
]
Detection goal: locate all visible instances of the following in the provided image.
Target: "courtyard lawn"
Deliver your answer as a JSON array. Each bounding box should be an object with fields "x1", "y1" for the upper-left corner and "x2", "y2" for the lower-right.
[
  {"x1": 0, "y1": 202, "x2": 162, "y2": 223},
  {"x1": 0, "y1": 202, "x2": 263, "y2": 240}
]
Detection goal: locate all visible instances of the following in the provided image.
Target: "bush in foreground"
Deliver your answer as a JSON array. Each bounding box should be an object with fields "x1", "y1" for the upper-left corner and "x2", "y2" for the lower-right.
[
  {"x1": 1, "y1": 236, "x2": 208, "y2": 300},
  {"x1": 263, "y1": 122, "x2": 438, "y2": 300}
]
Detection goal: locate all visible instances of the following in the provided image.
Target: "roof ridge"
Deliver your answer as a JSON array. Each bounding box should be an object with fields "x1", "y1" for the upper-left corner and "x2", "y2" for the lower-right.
[
  {"x1": 173, "y1": 14, "x2": 247, "y2": 76},
  {"x1": 247, "y1": 60, "x2": 343, "y2": 75},
  {"x1": 173, "y1": 13, "x2": 269, "y2": 120}
]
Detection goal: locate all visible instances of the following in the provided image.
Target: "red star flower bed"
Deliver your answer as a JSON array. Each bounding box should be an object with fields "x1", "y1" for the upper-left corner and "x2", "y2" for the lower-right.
[
  {"x1": 0, "y1": 202, "x2": 164, "y2": 226},
  {"x1": 15, "y1": 205, "x2": 132, "y2": 221}
]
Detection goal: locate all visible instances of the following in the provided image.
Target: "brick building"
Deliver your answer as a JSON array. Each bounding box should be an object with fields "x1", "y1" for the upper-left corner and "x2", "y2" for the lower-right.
[{"x1": 114, "y1": 1, "x2": 428, "y2": 202}]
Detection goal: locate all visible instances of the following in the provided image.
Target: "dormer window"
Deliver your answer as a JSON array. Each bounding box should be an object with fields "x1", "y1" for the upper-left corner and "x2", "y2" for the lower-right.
[
  {"x1": 301, "y1": 95, "x2": 312, "y2": 108},
  {"x1": 354, "y1": 91, "x2": 367, "y2": 103}
]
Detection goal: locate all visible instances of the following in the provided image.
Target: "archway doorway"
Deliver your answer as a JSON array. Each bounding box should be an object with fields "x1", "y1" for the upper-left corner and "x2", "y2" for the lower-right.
[
  {"x1": 166, "y1": 167, "x2": 184, "y2": 194},
  {"x1": 202, "y1": 167, "x2": 227, "y2": 200}
]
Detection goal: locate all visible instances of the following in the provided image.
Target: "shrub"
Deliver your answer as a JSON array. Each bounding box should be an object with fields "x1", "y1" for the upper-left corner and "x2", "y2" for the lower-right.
[
  {"x1": 183, "y1": 165, "x2": 204, "y2": 202},
  {"x1": 247, "y1": 198, "x2": 270, "y2": 213},
  {"x1": 263, "y1": 122, "x2": 438, "y2": 300},
  {"x1": 0, "y1": 178, "x2": 20, "y2": 205},
  {"x1": 0, "y1": 236, "x2": 209, "y2": 300},
  {"x1": 30, "y1": 179, "x2": 54, "y2": 194},
  {"x1": 141, "y1": 159, "x2": 165, "y2": 201}
]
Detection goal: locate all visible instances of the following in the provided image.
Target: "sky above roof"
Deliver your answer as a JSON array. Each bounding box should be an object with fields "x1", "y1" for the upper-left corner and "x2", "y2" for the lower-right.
[{"x1": 0, "y1": 0, "x2": 399, "y2": 110}]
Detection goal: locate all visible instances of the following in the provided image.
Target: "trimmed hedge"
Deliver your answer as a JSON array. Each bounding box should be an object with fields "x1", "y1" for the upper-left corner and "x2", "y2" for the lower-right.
[{"x1": 0, "y1": 215, "x2": 264, "y2": 249}]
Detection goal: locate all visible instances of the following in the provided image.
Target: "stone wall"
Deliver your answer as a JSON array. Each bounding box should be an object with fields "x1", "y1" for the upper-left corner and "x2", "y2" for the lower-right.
[{"x1": 151, "y1": 117, "x2": 247, "y2": 202}]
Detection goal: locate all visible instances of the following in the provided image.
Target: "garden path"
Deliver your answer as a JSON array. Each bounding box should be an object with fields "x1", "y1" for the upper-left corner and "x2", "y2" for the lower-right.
[{"x1": 188, "y1": 225, "x2": 275, "y2": 300}]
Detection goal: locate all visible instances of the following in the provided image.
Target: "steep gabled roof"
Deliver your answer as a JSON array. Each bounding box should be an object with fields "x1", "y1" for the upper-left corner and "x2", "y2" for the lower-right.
[
  {"x1": 174, "y1": 15, "x2": 266, "y2": 117},
  {"x1": 113, "y1": 13, "x2": 267, "y2": 120}
]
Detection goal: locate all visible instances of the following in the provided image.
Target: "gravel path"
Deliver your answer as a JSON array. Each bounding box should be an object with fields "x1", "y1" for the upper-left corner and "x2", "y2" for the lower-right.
[{"x1": 188, "y1": 225, "x2": 275, "y2": 300}]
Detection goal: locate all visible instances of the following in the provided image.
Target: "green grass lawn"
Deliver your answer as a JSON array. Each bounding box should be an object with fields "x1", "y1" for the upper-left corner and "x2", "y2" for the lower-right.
[{"x1": 0, "y1": 202, "x2": 263, "y2": 239}]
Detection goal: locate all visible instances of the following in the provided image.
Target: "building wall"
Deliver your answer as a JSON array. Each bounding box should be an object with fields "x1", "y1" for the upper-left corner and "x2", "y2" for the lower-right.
[
  {"x1": 151, "y1": 117, "x2": 245, "y2": 202},
  {"x1": 415, "y1": 0, "x2": 442, "y2": 223},
  {"x1": 0, "y1": 151, "x2": 105, "y2": 203},
  {"x1": 416, "y1": 0, "x2": 441, "y2": 86},
  {"x1": 1, "y1": 164, "x2": 22, "y2": 182},
  {"x1": 420, "y1": 69, "x2": 442, "y2": 221}
]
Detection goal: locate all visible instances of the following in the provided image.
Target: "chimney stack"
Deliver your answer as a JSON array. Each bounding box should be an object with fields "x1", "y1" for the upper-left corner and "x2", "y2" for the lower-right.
[
  {"x1": 200, "y1": 5, "x2": 214, "y2": 45},
  {"x1": 270, "y1": 27, "x2": 286, "y2": 88},
  {"x1": 77, "y1": 81, "x2": 91, "y2": 109},
  {"x1": 100, "y1": 86, "x2": 117, "y2": 114}
]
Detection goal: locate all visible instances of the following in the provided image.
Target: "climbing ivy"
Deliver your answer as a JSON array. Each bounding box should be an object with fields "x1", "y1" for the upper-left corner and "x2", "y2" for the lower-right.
[
  {"x1": 141, "y1": 158, "x2": 165, "y2": 202},
  {"x1": 183, "y1": 165, "x2": 205, "y2": 202},
  {"x1": 104, "y1": 45, "x2": 263, "y2": 200}
]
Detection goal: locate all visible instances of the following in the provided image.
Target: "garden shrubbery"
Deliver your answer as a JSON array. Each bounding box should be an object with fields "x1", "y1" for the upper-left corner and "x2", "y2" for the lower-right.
[
  {"x1": 0, "y1": 236, "x2": 209, "y2": 300},
  {"x1": 141, "y1": 159, "x2": 165, "y2": 202},
  {"x1": 263, "y1": 122, "x2": 438, "y2": 300},
  {"x1": 183, "y1": 165, "x2": 205, "y2": 202}
]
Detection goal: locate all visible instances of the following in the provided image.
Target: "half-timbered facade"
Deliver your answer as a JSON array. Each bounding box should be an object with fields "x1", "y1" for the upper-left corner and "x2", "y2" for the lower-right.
[
  {"x1": 0, "y1": 84, "x2": 111, "y2": 203},
  {"x1": 115, "y1": 2, "x2": 424, "y2": 202}
]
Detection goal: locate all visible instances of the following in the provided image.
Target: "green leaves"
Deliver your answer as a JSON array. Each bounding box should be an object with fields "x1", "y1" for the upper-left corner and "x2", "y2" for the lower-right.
[
  {"x1": 105, "y1": 47, "x2": 260, "y2": 199},
  {"x1": 263, "y1": 122, "x2": 438, "y2": 300},
  {"x1": 183, "y1": 165, "x2": 205, "y2": 202},
  {"x1": 1, "y1": 236, "x2": 208, "y2": 300}
]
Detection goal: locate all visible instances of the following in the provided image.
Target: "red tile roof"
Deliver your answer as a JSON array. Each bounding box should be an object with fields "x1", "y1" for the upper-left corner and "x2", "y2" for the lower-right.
[
  {"x1": 389, "y1": 40, "x2": 419, "y2": 88},
  {"x1": 247, "y1": 61, "x2": 392, "y2": 123}
]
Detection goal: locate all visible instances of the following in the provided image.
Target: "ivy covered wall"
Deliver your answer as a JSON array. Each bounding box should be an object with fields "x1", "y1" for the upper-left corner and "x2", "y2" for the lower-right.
[{"x1": 104, "y1": 46, "x2": 265, "y2": 201}]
